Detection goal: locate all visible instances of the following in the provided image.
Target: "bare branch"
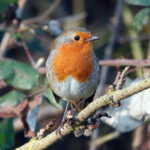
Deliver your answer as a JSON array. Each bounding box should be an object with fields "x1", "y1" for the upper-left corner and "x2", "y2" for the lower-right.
[
  {"x1": 99, "y1": 59, "x2": 150, "y2": 67},
  {"x1": 22, "y1": 0, "x2": 62, "y2": 26},
  {"x1": 16, "y1": 77, "x2": 150, "y2": 150},
  {"x1": 22, "y1": 41, "x2": 36, "y2": 67}
]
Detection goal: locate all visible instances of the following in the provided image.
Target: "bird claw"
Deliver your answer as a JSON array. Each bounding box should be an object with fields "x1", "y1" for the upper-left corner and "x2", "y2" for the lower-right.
[
  {"x1": 109, "y1": 96, "x2": 120, "y2": 107},
  {"x1": 66, "y1": 109, "x2": 80, "y2": 125}
]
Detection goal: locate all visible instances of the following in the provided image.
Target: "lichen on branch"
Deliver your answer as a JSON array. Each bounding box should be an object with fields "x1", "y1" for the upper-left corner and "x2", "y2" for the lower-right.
[{"x1": 16, "y1": 77, "x2": 150, "y2": 150}]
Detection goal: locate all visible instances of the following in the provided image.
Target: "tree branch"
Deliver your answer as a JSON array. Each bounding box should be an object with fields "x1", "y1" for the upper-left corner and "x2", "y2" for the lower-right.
[
  {"x1": 36, "y1": 58, "x2": 150, "y2": 75},
  {"x1": 16, "y1": 77, "x2": 150, "y2": 150},
  {"x1": 22, "y1": 0, "x2": 62, "y2": 26},
  {"x1": 99, "y1": 59, "x2": 150, "y2": 67}
]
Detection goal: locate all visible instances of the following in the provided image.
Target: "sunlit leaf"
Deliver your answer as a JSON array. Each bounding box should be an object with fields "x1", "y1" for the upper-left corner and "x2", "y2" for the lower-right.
[
  {"x1": 0, "y1": 119, "x2": 14, "y2": 150},
  {"x1": 44, "y1": 88, "x2": 60, "y2": 108},
  {"x1": 126, "y1": 0, "x2": 150, "y2": 6},
  {"x1": 0, "y1": 60, "x2": 39, "y2": 90},
  {"x1": 0, "y1": 60, "x2": 13, "y2": 79},
  {"x1": 133, "y1": 8, "x2": 150, "y2": 32}
]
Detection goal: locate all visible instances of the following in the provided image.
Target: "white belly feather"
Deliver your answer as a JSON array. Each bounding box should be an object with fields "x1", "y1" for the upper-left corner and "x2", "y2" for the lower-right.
[{"x1": 46, "y1": 49, "x2": 100, "y2": 101}]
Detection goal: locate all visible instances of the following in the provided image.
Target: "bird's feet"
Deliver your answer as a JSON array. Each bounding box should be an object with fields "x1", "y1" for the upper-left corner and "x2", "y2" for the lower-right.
[
  {"x1": 56, "y1": 101, "x2": 70, "y2": 138},
  {"x1": 55, "y1": 106, "x2": 79, "y2": 138},
  {"x1": 74, "y1": 111, "x2": 111, "y2": 137}
]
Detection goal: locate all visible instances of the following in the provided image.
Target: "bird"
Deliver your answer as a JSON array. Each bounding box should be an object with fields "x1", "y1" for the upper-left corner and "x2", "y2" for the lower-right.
[{"x1": 46, "y1": 28, "x2": 100, "y2": 117}]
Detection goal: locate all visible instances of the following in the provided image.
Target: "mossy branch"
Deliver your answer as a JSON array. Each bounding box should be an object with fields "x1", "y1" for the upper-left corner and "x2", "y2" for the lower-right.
[{"x1": 16, "y1": 77, "x2": 150, "y2": 150}]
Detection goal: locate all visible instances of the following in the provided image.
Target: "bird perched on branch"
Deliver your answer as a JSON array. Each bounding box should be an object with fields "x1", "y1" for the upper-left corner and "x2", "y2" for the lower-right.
[{"x1": 46, "y1": 28, "x2": 100, "y2": 117}]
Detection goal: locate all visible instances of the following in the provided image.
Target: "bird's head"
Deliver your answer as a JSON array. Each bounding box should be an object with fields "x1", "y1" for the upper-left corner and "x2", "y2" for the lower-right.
[{"x1": 53, "y1": 28, "x2": 99, "y2": 51}]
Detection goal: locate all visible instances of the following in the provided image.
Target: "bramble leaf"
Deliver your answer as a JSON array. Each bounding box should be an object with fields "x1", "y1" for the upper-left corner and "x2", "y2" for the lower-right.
[
  {"x1": 133, "y1": 8, "x2": 150, "y2": 32},
  {"x1": 126, "y1": 0, "x2": 150, "y2": 6},
  {"x1": 0, "y1": 60, "x2": 39, "y2": 90},
  {"x1": 44, "y1": 88, "x2": 60, "y2": 108}
]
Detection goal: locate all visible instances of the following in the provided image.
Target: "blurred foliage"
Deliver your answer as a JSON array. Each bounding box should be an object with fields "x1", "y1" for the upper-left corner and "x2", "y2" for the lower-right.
[
  {"x1": 126, "y1": 0, "x2": 150, "y2": 32},
  {"x1": 133, "y1": 8, "x2": 150, "y2": 32},
  {"x1": 44, "y1": 88, "x2": 61, "y2": 108},
  {"x1": 0, "y1": 119, "x2": 14, "y2": 150},
  {"x1": 0, "y1": 0, "x2": 18, "y2": 18},
  {"x1": 0, "y1": 91, "x2": 25, "y2": 107},
  {"x1": 0, "y1": 60, "x2": 39, "y2": 90}
]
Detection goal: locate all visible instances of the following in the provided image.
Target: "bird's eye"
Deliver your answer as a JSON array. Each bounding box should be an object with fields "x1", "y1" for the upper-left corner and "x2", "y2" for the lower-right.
[{"x1": 74, "y1": 35, "x2": 80, "y2": 41}]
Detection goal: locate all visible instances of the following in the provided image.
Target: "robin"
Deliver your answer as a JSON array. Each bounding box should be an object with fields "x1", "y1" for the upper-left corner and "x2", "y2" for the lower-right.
[{"x1": 46, "y1": 28, "x2": 100, "y2": 119}]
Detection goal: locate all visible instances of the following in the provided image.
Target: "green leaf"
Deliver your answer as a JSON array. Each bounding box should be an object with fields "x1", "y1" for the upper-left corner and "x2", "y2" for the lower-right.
[
  {"x1": 133, "y1": 8, "x2": 150, "y2": 32},
  {"x1": 0, "y1": 91, "x2": 25, "y2": 107},
  {"x1": 126, "y1": 0, "x2": 150, "y2": 6},
  {"x1": 0, "y1": 60, "x2": 39, "y2": 90},
  {"x1": 44, "y1": 88, "x2": 60, "y2": 108},
  {"x1": 0, "y1": 119, "x2": 14, "y2": 150},
  {"x1": 0, "y1": 60, "x2": 14, "y2": 79}
]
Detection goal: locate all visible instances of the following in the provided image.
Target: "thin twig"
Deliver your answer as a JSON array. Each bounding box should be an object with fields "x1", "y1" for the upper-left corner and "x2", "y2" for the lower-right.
[
  {"x1": 110, "y1": 66, "x2": 129, "y2": 90},
  {"x1": 27, "y1": 88, "x2": 46, "y2": 98},
  {"x1": 22, "y1": 0, "x2": 62, "y2": 26},
  {"x1": 22, "y1": 41, "x2": 36, "y2": 67},
  {"x1": 35, "y1": 58, "x2": 150, "y2": 75},
  {"x1": 36, "y1": 119, "x2": 56, "y2": 139},
  {"x1": 0, "y1": 32, "x2": 11, "y2": 58},
  {"x1": 16, "y1": 77, "x2": 150, "y2": 150},
  {"x1": 123, "y1": 6, "x2": 143, "y2": 77},
  {"x1": 95, "y1": 0, "x2": 124, "y2": 97},
  {"x1": 131, "y1": 125, "x2": 144, "y2": 150},
  {"x1": 118, "y1": 34, "x2": 150, "y2": 44},
  {"x1": 99, "y1": 59, "x2": 150, "y2": 67},
  {"x1": 143, "y1": 40, "x2": 150, "y2": 78}
]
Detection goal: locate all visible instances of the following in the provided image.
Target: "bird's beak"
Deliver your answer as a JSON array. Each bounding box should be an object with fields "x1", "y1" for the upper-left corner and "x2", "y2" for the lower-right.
[{"x1": 85, "y1": 36, "x2": 99, "y2": 42}]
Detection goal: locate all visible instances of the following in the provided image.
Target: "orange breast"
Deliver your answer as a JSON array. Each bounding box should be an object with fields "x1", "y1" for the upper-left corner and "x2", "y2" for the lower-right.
[{"x1": 52, "y1": 41, "x2": 93, "y2": 82}]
